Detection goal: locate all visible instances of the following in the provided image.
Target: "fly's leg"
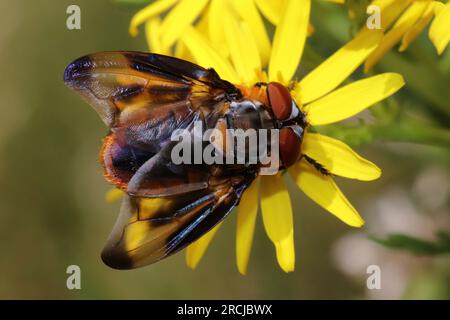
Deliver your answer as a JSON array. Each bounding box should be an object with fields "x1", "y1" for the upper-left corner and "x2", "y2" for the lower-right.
[{"x1": 302, "y1": 154, "x2": 330, "y2": 176}]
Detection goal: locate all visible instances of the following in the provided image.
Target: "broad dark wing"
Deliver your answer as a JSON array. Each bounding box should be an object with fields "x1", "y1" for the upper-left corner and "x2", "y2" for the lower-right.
[
  {"x1": 65, "y1": 51, "x2": 241, "y2": 197},
  {"x1": 64, "y1": 51, "x2": 240, "y2": 128},
  {"x1": 101, "y1": 170, "x2": 256, "y2": 269}
]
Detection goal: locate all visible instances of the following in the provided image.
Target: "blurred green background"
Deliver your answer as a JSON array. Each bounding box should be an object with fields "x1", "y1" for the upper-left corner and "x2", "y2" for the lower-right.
[{"x1": 0, "y1": 0, "x2": 448, "y2": 299}]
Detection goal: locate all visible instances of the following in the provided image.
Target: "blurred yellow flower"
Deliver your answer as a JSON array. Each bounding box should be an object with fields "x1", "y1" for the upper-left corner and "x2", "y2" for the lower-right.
[
  {"x1": 364, "y1": 0, "x2": 450, "y2": 71},
  {"x1": 105, "y1": 188, "x2": 125, "y2": 203},
  {"x1": 168, "y1": 0, "x2": 404, "y2": 274},
  {"x1": 129, "y1": 0, "x2": 344, "y2": 67},
  {"x1": 129, "y1": 0, "x2": 275, "y2": 65}
]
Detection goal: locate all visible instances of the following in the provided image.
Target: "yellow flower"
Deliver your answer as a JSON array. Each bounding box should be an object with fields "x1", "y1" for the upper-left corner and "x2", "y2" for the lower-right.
[
  {"x1": 159, "y1": 0, "x2": 404, "y2": 274},
  {"x1": 364, "y1": 0, "x2": 450, "y2": 71},
  {"x1": 129, "y1": 0, "x2": 342, "y2": 67},
  {"x1": 129, "y1": 0, "x2": 275, "y2": 65},
  {"x1": 429, "y1": 1, "x2": 450, "y2": 54}
]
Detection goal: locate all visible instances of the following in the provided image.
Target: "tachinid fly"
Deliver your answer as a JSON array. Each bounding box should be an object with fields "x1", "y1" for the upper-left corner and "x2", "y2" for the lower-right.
[{"x1": 64, "y1": 51, "x2": 310, "y2": 269}]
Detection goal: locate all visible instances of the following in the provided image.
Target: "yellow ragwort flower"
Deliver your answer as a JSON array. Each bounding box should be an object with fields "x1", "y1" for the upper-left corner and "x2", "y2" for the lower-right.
[
  {"x1": 129, "y1": 0, "x2": 341, "y2": 67},
  {"x1": 139, "y1": 0, "x2": 404, "y2": 274},
  {"x1": 364, "y1": 0, "x2": 450, "y2": 71},
  {"x1": 129, "y1": 0, "x2": 280, "y2": 66}
]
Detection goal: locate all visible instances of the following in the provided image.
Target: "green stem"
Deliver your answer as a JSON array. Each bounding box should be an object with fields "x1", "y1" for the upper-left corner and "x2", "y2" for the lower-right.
[
  {"x1": 319, "y1": 121, "x2": 450, "y2": 149},
  {"x1": 378, "y1": 52, "x2": 450, "y2": 121},
  {"x1": 371, "y1": 122, "x2": 450, "y2": 147}
]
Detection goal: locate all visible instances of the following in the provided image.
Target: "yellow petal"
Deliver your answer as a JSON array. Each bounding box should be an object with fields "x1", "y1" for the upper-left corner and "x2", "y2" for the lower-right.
[
  {"x1": 174, "y1": 40, "x2": 195, "y2": 62},
  {"x1": 429, "y1": 2, "x2": 450, "y2": 55},
  {"x1": 186, "y1": 222, "x2": 222, "y2": 269},
  {"x1": 208, "y1": 0, "x2": 230, "y2": 59},
  {"x1": 269, "y1": 0, "x2": 311, "y2": 83},
  {"x1": 260, "y1": 174, "x2": 295, "y2": 272},
  {"x1": 399, "y1": 2, "x2": 436, "y2": 52},
  {"x1": 302, "y1": 133, "x2": 381, "y2": 181},
  {"x1": 224, "y1": 11, "x2": 261, "y2": 85},
  {"x1": 432, "y1": 1, "x2": 445, "y2": 15},
  {"x1": 304, "y1": 73, "x2": 404, "y2": 126},
  {"x1": 230, "y1": 0, "x2": 271, "y2": 66},
  {"x1": 365, "y1": 1, "x2": 429, "y2": 71},
  {"x1": 289, "y1": 159, "x2": 364, "y2": 227},
  {"x1": 160, "y1": 0, "x2": 209, "y2": 50},
  {"x1": 254, "y1": 0, "x2": 285, "y2": 25},
  {"x1": 193, "y1": 1, "x2": 210, "y2": 34},
  {"x1": 145, "y1": 17, "x2": 165, "y2": 54},
  {"x1": 129, "y1": 0, "x2": 179, "y2": 37},
  {"x1": 298, "y1": 29, "x2": 383, "y2": 104},
  {"x1": 182, "y1": 27, "x2": 240, "y2": 83},
  {"x1": 236, "y1": 178, "x2": 260, "y2": 275},
  {"x1": 105, "y1": 188, "x2": 124, "y2": 203}
]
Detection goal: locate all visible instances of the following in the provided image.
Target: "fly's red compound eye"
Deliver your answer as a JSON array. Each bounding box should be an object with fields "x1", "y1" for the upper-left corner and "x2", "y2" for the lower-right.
[
  {"x1": 279, "y1": 127, "x2": 301, "y2": 167},
  {"x1": 267, "y1": 82, "x2": 293, "y2": 121}
]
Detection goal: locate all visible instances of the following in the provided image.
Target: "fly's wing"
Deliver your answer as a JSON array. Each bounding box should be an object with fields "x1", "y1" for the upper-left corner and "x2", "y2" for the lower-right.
[
  {"x1": 65, "y1": 51, "x2": 241, "y2": 197},
  {"x1": 64, "y1": 51, "x2": 240, "y2": 128},
  {"x1": 101, "y1": 170, "x2": 256, "y2": 269}
]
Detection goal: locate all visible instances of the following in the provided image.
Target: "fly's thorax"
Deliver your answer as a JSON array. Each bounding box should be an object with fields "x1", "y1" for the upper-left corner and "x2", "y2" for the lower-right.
[
  {"x1": 227, "y1": 100, "x2": 275, "y2": 131},
  {"x1": 209, "y1": 100, "x2": 276, "y2": 168}
]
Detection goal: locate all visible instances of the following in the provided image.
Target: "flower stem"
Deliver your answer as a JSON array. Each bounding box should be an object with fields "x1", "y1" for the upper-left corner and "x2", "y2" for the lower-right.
[
  {"x1": 317, "y1": 121, "x2": 450, "y2": 149},
  {"x1": 371, "y1": 122, "x2": 450, "y2": 148}
]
